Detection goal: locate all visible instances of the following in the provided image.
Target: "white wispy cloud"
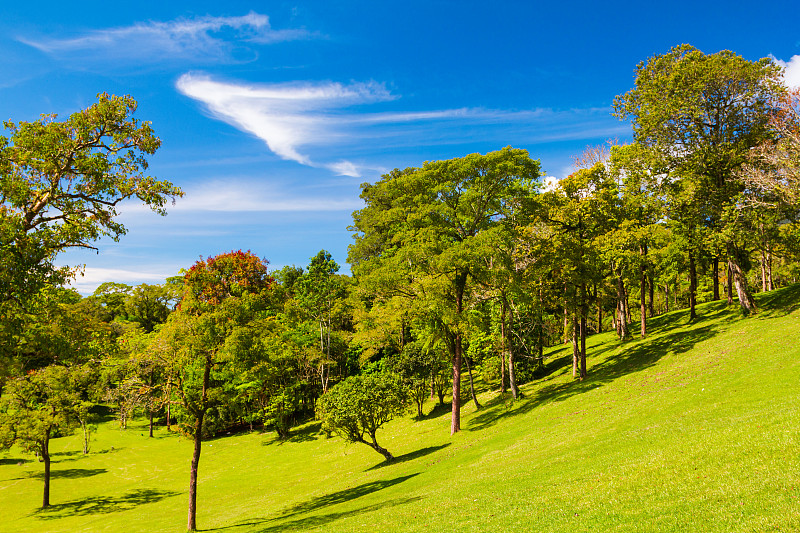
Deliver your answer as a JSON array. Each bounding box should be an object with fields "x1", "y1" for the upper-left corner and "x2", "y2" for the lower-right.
[
  {"x1": 774, "y1": 55, "x2": 800, "y2": 89},
  {"x1": 19, "y1": 12, "x2": 312, "y2": 64},
  {"x1": 118, "y1": 180, "x2": 362, "y2": 220},
  {"x1": 173, "y1": 181, "x2": 363, "y2": 212},
  {"x1": 177, "y1": 74, "x2": 627, "y2": 178},
  {"x1": 176, "y1": 73, "x2": 396, "y2": 176}
]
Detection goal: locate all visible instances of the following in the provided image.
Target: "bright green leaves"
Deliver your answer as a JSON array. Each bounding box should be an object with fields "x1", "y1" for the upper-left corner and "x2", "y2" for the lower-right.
[
  {"x1": 316, "y1": 371, "x2": 409, "y2": 459},
  {"x1": 0, "y1": 93, "x2": 183, "y2": 305}
]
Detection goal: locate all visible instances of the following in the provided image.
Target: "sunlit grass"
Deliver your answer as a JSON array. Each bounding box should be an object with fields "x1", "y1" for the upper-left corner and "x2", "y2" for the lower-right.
[{"x1": 2, "y1": 284, "x2": 799, "y2": 532}]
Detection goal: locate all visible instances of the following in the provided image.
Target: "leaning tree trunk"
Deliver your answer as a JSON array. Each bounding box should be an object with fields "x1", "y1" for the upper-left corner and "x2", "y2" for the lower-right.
[
  {"x1": 728, "y1": 248, "x2": 757, "y2": 315},
  {"x1": 712, "y1": 256, "x2": 720, "y2": 301},
  {"x1": 367, "y1": 434, "x2": 394, "y2": 461},
  {"x1": 187, "y1": 412, "x2": 204, "y2": 531},
  {"x1": 464, "y1": 356, "x2": 481, "y2": 410}
]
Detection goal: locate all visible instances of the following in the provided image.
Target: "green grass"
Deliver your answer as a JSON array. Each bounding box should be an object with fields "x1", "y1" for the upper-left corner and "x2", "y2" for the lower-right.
[{"x1": 2, "y1": 285, "x2": 800, "y2": 532}]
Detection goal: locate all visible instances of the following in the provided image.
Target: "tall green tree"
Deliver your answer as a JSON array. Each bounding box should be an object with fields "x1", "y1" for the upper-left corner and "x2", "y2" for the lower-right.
[
  {"x1": 614, "y1": 44, "x2": 784, "y2": 314},
  {"x1": 0, "y1": 93, "x2": 182, "y2": 306},
  {"x1": 349, "y1": 147, "x2": 540, "y2": 434}
]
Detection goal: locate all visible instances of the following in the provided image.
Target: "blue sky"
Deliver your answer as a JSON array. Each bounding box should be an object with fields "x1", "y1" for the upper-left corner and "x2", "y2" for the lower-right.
[{"x1": 2, "y1": 1, "x2": 799, "y2": 293}]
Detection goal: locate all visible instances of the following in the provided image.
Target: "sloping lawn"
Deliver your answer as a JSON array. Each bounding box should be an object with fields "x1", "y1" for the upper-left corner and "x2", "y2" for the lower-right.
[{"x1": 2, "y1": 285, "x2": 799, "y2": 532}]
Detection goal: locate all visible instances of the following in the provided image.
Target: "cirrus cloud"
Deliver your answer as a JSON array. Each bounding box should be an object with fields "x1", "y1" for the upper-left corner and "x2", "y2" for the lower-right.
[{"x1": 18, "y1": 12, "x2": 313, "y2": 64}]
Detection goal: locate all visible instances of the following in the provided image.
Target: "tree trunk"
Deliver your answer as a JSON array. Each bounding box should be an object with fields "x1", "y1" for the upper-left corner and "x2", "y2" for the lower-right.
[
  {"x1": 464, "y1": 357, "x2": 481, "y2": 410},
  {"x1": 368, "y1": 434, "x2": 394, "y2": 461},
  {"x1": 497, "y1": 292, "x2": 506, "y2": 392},
  {"x1": 508, "y1": 345, "x2": 518, "y2": 400},
  {"x1": 712, "y1": 256, "x2": 720, "y2": 300},
  {"x1": 167, "y1": 395, "x2": 171, "y2": 432},
  {"x1": 451, "y1": 335, "x2": 461, "y2": 435},
  {"x1": 664, "y1": 284, "x2": 670, "y2": 313},
  {"x1": 616, "y1": 274, "x2": 629, "y2": 340},
  {"x1": 760, "y1": 249, "x2": 767, "y2": 292},
  {"x1": 728, "y1": 250, "x2": 757, "y2": 315},
  {"x1": 571, "y1": 316, "x2": 578, "y2": 378},
  {"x1": 726, "y1": 264, "x2": 733, "y2": 305},
  {"x1": 187, "y1": 357, "x2": 211, "y2": 532},
  {"x1": 149, "y1": 410, "x2": 154, "y2": 438},
  {"x1": 42, "y1": 431, "x2": 51, "y2": 508},
  {"x1": 768, "y1": 251, "x2": 774, "y2": 290},
  {"x1": 594, "y1": 283, "x2": 602, "y2": 333},
  {"x1": 81, "y1": 419, "x2": 90, "y2": 454},
  {"x1": 640, "y1": 251, "x2": 647, "y2": 338},
  {"x1": 187, "y1": 413, "x2": 203, "y2": 531},
  {"x1": 579, "y1": 314, "x2": 587, "y2": 379},
  {"x1": 500, "y1": 354, "x2": 506, "y2": 394},
  {"x1": 689, "y1": 251, "x2": 697, "y2": 320},
  {"x1": 451, "y1": 273, "x2": 466, "y2": 435},
  {"x1": 563, "y1": 284, "x2": 569, "y2": 344}
]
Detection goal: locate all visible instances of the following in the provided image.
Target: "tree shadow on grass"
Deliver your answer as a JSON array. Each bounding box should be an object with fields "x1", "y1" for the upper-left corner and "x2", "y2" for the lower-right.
[
  {"x1": 366, "y1": 444, "x2": 451, "y2": 471},
  {"x1": 18, "y1": 468, "x2": 107, "y2": 481},
  {"x1": 0, "y1": 458, "x2": 30, "y2": 465},
  {"x1": 420, "y1": 402, "x2": 451, "y2": 420},
  {"x1": 201, "y1": 497, "x2": 422, "y2": 533},
  {"x1": 287, "y1": 421, "x2": 322, "y2": 444},
  {"x1": 200, "y1": 474, "x2": 421, "y2": 532},
  {"x1": 255, "y1": 497, "x2": 422, "y2": 532},
  {"x1": 33, "y1": 488, "x2": 180, "y2": 519},
  {"x1": 467, "y1": 321, "x2": 721, "y2": 432},
  {"x1": 755, "y1": 283, "x2": 800, "y2": 318},
  {"x1": 277, "y1": 473, "x2": 419, "y2": 519}
]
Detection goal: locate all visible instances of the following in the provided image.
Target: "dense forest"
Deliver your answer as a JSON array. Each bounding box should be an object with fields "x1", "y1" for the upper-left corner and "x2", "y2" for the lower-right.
[{"x1": 1, "y1": 45, "x2": 799, "y2": 531}]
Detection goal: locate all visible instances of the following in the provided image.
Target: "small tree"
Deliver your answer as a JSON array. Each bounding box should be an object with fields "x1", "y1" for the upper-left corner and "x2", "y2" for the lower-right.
[
  {"x1": 316, "y1": 372, "x2": 409, "y2": 461},
  {"x1": 0, "y1": 365, "x2": 81, "y2": 508}
]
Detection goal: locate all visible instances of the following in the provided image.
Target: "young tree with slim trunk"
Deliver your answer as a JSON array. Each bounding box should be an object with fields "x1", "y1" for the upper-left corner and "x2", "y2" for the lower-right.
[
  {"x1": 295, "y1": 250, "x2": 346, "y2": 393},
  {"x1": 349, "y1": 147, "x2": 540, "y2": 434},
  {"x1": 535, "y1": 163, "x2": 617, "y2": 377},
  {"x1": 0, "y1": 365, "x2": 82, "y2": 508},
  {"x1": 158, "y1": 250, "x2": 274, "y2": 531},
  {"x1": 614, "y1": 44, "x2": 784, "y2": 315}
]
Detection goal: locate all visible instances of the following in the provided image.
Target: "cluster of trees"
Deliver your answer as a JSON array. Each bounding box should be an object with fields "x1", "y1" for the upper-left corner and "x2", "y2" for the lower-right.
[{"x1": 2, "y1": 45, "x2": 800, "y2": 530}]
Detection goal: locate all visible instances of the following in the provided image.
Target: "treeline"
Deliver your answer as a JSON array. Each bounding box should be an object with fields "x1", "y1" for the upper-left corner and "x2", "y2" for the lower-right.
[{"x1": 1, "y1": 45, "x2": 800, "y2": 530}]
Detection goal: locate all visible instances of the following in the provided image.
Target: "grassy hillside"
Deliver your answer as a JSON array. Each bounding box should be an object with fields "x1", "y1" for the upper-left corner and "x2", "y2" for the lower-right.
[{"x1": 2, "y1": 285, "x2": 799, "y2": 532}]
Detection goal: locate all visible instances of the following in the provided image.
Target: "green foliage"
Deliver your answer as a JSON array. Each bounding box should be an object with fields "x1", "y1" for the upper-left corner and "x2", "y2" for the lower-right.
[
  {"x1": 0, "y1": 94, "x2": 183, "y2": 305},
  {"x1": 316, "y1": 371, "x2": 409, "y2": 460}
]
